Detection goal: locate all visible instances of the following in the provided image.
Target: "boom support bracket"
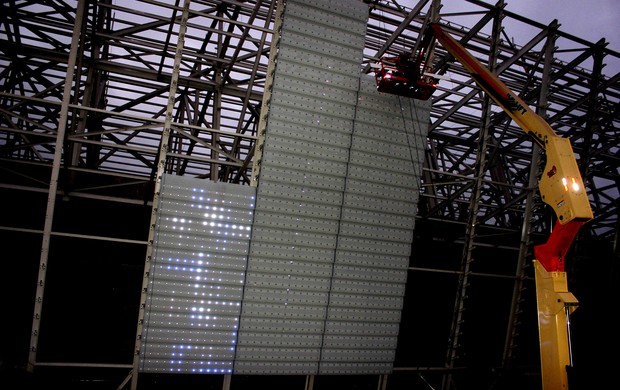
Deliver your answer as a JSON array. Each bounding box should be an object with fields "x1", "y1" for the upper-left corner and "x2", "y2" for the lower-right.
[{"x1": 533, "y1": 260, "x2": 578, "y2": 390}]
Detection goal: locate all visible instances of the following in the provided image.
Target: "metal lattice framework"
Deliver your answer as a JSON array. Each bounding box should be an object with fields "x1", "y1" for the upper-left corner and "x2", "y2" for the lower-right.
[{"x1": 1, "y1": 0, "x2": 618, "y2": 389}]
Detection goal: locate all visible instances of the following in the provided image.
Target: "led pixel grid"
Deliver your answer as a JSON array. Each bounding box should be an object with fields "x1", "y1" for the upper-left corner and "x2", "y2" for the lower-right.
[{"x1": 139, "y1": 175, "x2": 256, "y2": 374}]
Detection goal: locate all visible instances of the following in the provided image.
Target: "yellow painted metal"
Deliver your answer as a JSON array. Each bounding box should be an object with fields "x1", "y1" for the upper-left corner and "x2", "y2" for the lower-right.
[
  {"x1": 430, "y1": 23, "x2": 593, "y2": 226},
  {"x1": 428, "y1": 24, "x2": 592, "y2": 390},
  {"x1": 533, "y1": 260, "x2": 578, "y2": 390},
  {"x1": 539, "y1": 138, "x2": 594, "y2": 224},
  {"x1": 429, "y1": 23, "x2": 558, "y2": 147}
]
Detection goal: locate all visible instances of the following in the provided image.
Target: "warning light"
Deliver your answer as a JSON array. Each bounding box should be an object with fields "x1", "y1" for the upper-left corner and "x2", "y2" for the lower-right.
[
  {"x1": 561, "y1": 177, "x2": 581, "y2": 192},
  {"x1": 538, "y1": 137, "x2": 593, "y2": 223}
]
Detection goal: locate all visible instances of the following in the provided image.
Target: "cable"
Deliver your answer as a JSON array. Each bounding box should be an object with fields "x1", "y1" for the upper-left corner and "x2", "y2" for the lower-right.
[{"x1": 398, "y1": 95, "x2": 424, "y2": 180}]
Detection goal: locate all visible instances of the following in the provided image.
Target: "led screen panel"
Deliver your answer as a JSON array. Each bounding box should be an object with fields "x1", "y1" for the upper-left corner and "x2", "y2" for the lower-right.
[
  {"x1": 319, "y1": 77, "x2": 431, "y2": 374},
  {"x1": 139, "y1": 0, "x2": 430, "y2": 377},
  {"x1": 233, "y1": 0, "x2": 369, "y2": 375},
  {"x1": 139, "y1": 174, "x2": 256, "y2": 374}
]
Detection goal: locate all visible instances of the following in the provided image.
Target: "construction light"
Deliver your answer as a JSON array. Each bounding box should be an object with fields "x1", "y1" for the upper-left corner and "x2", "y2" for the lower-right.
[
  {"x1": 571, "y1": 177, "x2": 580, "y2": 192},
  {"x1": 538, "y1": 137, "x2": 593, "y2": 224}
]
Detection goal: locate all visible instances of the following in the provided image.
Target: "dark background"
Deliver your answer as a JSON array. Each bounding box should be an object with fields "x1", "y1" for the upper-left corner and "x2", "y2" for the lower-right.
[{"x1": 1, "y1": 182, "x2": 617, "y2": 390}]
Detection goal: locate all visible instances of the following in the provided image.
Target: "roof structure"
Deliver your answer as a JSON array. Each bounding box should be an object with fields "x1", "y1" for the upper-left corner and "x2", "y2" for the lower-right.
[{"x1": 1, "y1": 1, "x2": 618, "y2": 389}]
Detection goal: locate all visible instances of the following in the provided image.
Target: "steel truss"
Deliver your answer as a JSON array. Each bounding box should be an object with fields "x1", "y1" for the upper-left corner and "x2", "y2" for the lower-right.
[{"x1": 1, "y1": 0, "x2": 618, "y2": 389}]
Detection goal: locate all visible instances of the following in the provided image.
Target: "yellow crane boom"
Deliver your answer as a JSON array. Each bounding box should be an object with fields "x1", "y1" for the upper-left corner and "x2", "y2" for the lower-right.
[{"x1": 428, "y1": 22, "x2": 593, "y2": 390}]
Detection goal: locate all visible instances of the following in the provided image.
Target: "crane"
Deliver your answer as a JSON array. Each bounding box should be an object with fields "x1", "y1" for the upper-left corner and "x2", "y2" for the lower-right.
[{"x1": 373, "y1": 21, "x2": 593, "y2": 390}]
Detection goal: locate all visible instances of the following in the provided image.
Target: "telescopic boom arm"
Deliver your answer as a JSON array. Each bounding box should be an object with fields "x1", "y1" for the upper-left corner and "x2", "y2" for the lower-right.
[
  {"x1": 425, "y1": 22, "x2": 594, "y2": 390},
  {"x1": 427, "y1": 22, "x2": 594, "y2": 270}
]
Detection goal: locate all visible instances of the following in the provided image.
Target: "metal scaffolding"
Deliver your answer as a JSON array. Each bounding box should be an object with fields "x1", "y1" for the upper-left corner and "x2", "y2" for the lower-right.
[{"x1": 1, "y1": 1, "x2": 618, "y2": 389}]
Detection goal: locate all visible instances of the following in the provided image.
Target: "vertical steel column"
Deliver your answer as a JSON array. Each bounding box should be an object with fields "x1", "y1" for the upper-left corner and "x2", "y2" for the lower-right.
[
  {"x1": 442, "y1": 3, "x2": 504, "y2": 389},
  {"x1": 501, "y1": 142, "x2": 540, "y2": 364},
  {"x1": 211, "y1": 13, "x2": 223, "y2": 182},
  {"x1": 377, "y1": 373, "x2": 388, "y2": 390},
  {"x1": 211, "y1": 68, "x2": 222, "y2": 181},
  {"x1": 71, "y1": 2, "x2": 108, "y2": 169},
  {"x1": 581, "y1": 40, "x2": 607, "y2": 177},
  {"x1": 250, "y1": 0, "x2": 285, "y2": 188},
  {"x1": 222, "y1": 372, "x2": 231, "y2": 390},
  {"x1": 228, "y1": 0, "x2": 277, "y2": 183},
  {"x1": 68, "y1": 1, "x2": 90, "y2": 169},
  {"x1": 130, "y1": 1, "x2": 191, "y2": 389},
  {"x1": 27, "y1": 0, "x2": 87, "y2": 372},
  {"x1": 502, "y1": 21, "x2": 558, "y2": 369}
]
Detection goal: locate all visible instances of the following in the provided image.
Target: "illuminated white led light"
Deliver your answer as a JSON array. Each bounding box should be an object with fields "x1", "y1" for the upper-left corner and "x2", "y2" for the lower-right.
[{"x1": 142, "y1": 175, "x2": 255, "y2": 374}]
